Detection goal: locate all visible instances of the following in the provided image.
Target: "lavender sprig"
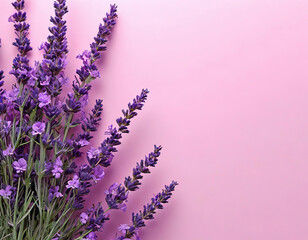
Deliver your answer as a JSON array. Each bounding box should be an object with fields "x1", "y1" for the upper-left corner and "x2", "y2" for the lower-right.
[
  {"x1": 104, "y1": 145, "x2": 162, "y2": 212},
  {"x1": 38, "y1": 0, "x2": 69, "y2": 97},
  {"x1": 9, "y1": 0, "x2": 32, "y2": 56},
  {"x1": 62, "y1": 5, "x2": 118, "y2": 142},
  {"x1": 76, "y1": 4, "x2": 118, "y2": 84},
  {"x1": 87, "y1": 89, "x2": 149, "y2": 168},
  {"x1": 116, "y1": 181, "x2": 178, "y2": 240},
  {"x1": 9, "y1": 0, "x2": 32, "y2": 85},
  {"x1": 124, "y1": 145, "x2": 162, "y2": 191}
]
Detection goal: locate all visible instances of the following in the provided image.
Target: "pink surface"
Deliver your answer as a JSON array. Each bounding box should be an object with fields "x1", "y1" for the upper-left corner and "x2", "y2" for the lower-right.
[{"x1": 1, "y1": 0, "x2": 308, "y2": 239}]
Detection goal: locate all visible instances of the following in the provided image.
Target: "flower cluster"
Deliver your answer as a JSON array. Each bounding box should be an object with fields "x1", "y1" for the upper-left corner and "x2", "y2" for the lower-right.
[{"x1": 0, "y1": 1, "x2": 177, "y2": 239}]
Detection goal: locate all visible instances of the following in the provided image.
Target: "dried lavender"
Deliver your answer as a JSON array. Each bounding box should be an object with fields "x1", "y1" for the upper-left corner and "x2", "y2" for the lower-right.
[{"x1": 0, "y1": 1, "x2": 177, "y2": 239}]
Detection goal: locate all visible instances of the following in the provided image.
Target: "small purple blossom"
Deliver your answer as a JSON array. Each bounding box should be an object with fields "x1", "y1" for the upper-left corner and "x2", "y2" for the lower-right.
[
  {"x1": 80, "y1": 95, "x2": 89, "y2": 108},
  {"x1": 83, "y1": 232, "x2": 97, "y2": 240},
  {"x1": 119, "y1": 203, "x2": 127, "y2": 212},
  {"x1": 104, "y1": 124, "x2": 114, "y2": 135},
  {"x1": 48, "y1": 186, "x2": 63, "y2": 202},
  {"x1": 105, "y1": 182, "x2": 119, "y2": 195},
  {"x1": 0, "y1": 185, "x2": 12, "y2": 199},
  {"x1": 78, "y1": 139, "x2": 89, "y2": 147},
  {"x1": 3, "y1": 145, "x2": 14, "y2": 156},
  {"x1": 92, "y1": 166, "x2": 105, "y2": 183},
  {"x1": 38, "y1": 92, "x2": 51, "y2": 108},
  {"x1": 118, "y1": 224, "x2": 130, "y2": 234},
  {"x1": 87, "y1": 147, "x2": 100, "y2": 159},
  {"x1": 66, "y1": 174, "x2": 80, "y2": 189},
  {"x1": 90, "y1": 70, "x2": 100, "y2": 78},
  {"x1": 105, "y1": 183, "x2": 128, "y2": 212},
  {"x1": 32, "y1": 121, "x2": 46, "y2": 135},
  {"x1": 12, "y1": 158, "x2": 27, "y2": 173},
  {"x1": 41, "y1": 76, "x2": 51, "y2": 86},
  {"x1": 4, "y1": 87, "x2": 19, "y2": 102},
  {"x1": 2, "y1": 121, "x2": 12, "y2": 134},
  {"x1": 52, "y1": 157, "x2": 63, "y2": 179},
  {"x1": 79, "y1": 212, "x2": 88, "y2": 224}
]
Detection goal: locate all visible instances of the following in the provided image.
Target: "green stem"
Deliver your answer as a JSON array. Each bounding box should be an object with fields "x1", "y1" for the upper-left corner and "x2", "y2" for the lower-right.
[{"x1": 62, "y1": 113, "x2": 73, "y2": 142}]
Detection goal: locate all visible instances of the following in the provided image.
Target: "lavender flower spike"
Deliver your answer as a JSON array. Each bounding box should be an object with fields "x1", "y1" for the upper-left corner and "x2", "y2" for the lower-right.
[
  {"x1": 125, "y1": 145, "x2": 162, "y2": 191},
  {"x1": 76, "y1": 4, "x2": 118, "y2": 84},
  {"x1": 116, "y1": 181, "x2": 178, "y2": 239},
  {"x1": 39, "y1": 0, "x2": 69, "y2": 97},
  {"x1": 9, "y1": 0, "x2": 32, "y2": 56},
  {"x1": 105, "y1": 182, "x2": 128, "y2": 212},
  {"x1": 9, "y1": 0, "x2": 33, "y2": 84},
  {"x1": 88, "y1": 89, "x2": 150, "y2": 167}
]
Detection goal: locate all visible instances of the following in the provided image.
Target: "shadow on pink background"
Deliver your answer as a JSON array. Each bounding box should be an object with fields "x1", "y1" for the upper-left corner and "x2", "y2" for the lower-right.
[{"x1": 1, "y1": 0, "x2": 308, "y2": 239}]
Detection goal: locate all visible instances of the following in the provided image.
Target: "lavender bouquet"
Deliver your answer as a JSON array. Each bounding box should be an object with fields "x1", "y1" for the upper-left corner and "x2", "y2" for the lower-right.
[{"x1": 0, "y1": 1, "x2": 177, "y2": 239}]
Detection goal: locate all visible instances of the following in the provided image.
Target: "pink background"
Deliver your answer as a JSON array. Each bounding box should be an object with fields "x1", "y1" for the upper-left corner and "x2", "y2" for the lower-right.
[{"x1": 1, "y1": 0, "x2": 308, "y2": 239}]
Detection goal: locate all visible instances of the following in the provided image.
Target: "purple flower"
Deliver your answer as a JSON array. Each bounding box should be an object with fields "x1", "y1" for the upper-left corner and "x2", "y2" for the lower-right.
[
  {"x1": 41, "y1": 76, "x2": 51, "y2": 86},
  {"x1": 105, "y1": 183, "x2": 128, "y2": 212},
  {"x1": 66, "y1": 174, "x2": 80, "y2": 189},
  {"x1": 79, "y1": 212, "x2": 88, "y2": 224},
  {"x1": 48, "y1": 186, "x2": 63, "y2": 202},
  {"x1": 90, "y1": 70, "x2": 100, "y2": 78},
  {"x1": 38, "y1": 92, "x2": 51, "y2": 108},
  {"x1": 87, "y1": 147, "x2": 100, "y2": 159},
  {"x1": 54, "y1": 189, "x2": 63, "y2": 198},
  {"x1": 79, "y1": 94, "x2": 89, "y2": 108},
  {"x1": 84, "y1": 232, "x2": 97, "y2": 240},
  {"x1": 45, "y1": 161, "x2": 53, "y2": 173},
  {"x1": 105, "y1": 182, "x2": 119, "y2": 195},
  {"x1": 3, "y1": 145, "x2": 14, "y2": 156},
  {"x1": 92, "y1": 166, "x2": 105, "y2": 183},
  {"x1": 119, "y1": 203, "x2": 127, "y2": 212},
  {"x1": 2, "y1": 121, "x2": 12, "y2": 134},
  {"x1": 63, "y1": 92, "x2": 81, "y2": 113},
  {"x1": 78, "y1": 139, "x2": 89, "y2": 147},
  {"x1": 58, "y1": 76, "x2": 68, "y2": 85},
  {"x1": 32, "y1": 121, "x2": 46, "y2": 135},
  {"x1": 0, "y1": 185, "x2": 12, "y2": 199},
  {"x1": 76, "y1": 50, "x2": 91, "y2": 65},
  {"x1": 118, "y1": 224, "x2": 130, "y2": 234},
  {"x1": 105, "y1": 124, "x2": 115, "y2": 135},
  {"x1": 12, "y1": 158, "x2": 27, "y2": 173},
  {"x1": 52, "y1": 157, "x2": 63, "y2": 179},
  {"x1": 4, "y1": 87, "x2": 19, "y2": 102}
]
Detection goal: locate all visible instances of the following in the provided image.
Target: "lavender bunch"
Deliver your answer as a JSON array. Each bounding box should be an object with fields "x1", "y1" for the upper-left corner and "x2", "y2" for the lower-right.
[{"x1": 0, "y1": 1, "x2": 177, "y2": 239}]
